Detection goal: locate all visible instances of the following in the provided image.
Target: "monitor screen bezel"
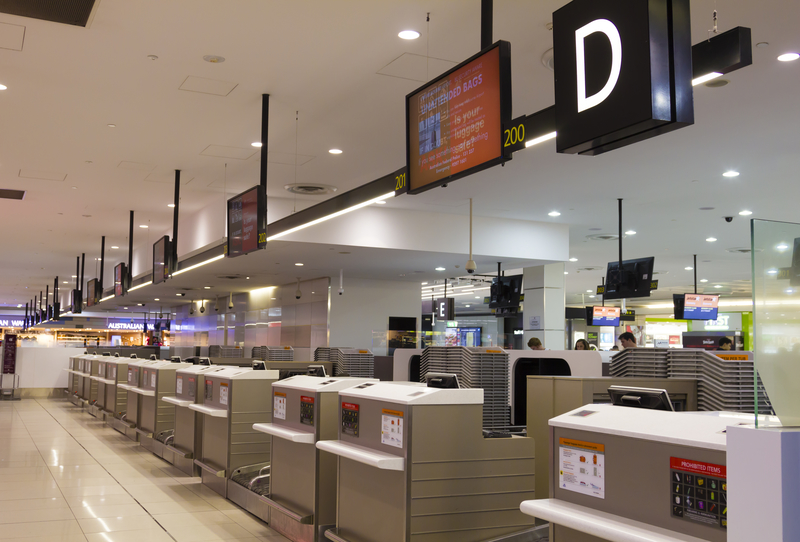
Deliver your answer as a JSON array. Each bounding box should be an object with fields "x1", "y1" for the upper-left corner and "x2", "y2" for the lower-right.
[
  {"x1": 226, "y1": 185, "x2": 266, "y2": 258},
  {"x1": 608, "y1": 385, "x2": 675, "y2": 412},
  {"x1": 152, "y1": 235, "x2": 170, "y2": 285}
]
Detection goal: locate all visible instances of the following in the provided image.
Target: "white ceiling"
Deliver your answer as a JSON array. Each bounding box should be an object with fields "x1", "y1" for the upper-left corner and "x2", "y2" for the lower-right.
[{"x1": 0, "y1": 0, "x2": 798, "y2": 313}]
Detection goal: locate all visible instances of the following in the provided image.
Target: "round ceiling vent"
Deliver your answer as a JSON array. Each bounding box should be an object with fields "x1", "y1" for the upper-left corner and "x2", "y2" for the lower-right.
[
  {"x1": 705, "y1": 79, "x2": 729, "y2": 88},
  {"x1": 653, "y1": 270, "x2": 669, "y2": 275},
  {"x1": 578, "y1": 266, "x2": 604, "y2": 271},
  {"x1": 586, "y1": 233, "x2": 619, "y2": 241},
  {"x1": 216, "y1": 275, "x2": 243, "y2": 280},
  {"x1": 284, "y1": 183, "x2": 337, "y2": 196}
]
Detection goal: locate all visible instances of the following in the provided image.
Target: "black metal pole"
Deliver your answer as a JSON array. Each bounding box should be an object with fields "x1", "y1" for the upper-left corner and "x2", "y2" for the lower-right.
[
  {"x1": 128, "y1": 211, "x2": 134, "y2": 284},
  {"x1": 76, "y1": 257, "x2": 80, "y2": 292},
  {"x1": 601, "y1": 277, "x2": 605, "y2": 307},
  {"x1": 618, "y1": 199, "x2": 623, "y2": 271},
  {"x1": 481, "y1": 0, "x2": 493, "y2": 49},
  {"x1": 260, "y1": 94, "x2": 270, "y2": 234},
  {"x1": 24, "y1": 303, "x2": 28, "y2": 330},
  {"x1": 497, "y1": 262, "x2": 501, "y2": 278},
  {"x1": 99, "y1": 236, "x2": 105, "y2": 292},
  {"x1": 80, "y1": 253, "x2": 85, "y2": 296},
  {"x1": 694, "y1": 254, "x2": 698, "y2": 294},
  {"x1": 54, "y1": 276, "x2": 58, "y2": 320},
  {"x1": 45, "y1": 284, "x2": 49, "y2": 320},
  {"x1": 173, "y1": 171, "x2": 180, "y2": 271},
  {"x1": 39, "y1": 291, "x2": 43, "y2": 319}
]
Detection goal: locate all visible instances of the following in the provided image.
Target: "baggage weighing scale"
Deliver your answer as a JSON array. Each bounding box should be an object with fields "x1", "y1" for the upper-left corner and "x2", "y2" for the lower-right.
[
  {"x1": 101, "y1": 355, "x2": 129, "y2": 420},
  {"x1": 188, "y1": 367, "x2": 279, "y2": 503},
  {"x1": 162, "y1": 364, "x2": 226, "y2": 476},
  {"x1": 252, "y1": 375, "x2": 377, "y2": 542},
  {"x1": 317, "y1": 381, "x2": 537, "y2": 542},
  {"x1": 88, "y1": 355, "x2": 115, "y2": 418},
  {"x1": 65, "y1": 355, "x2": 84, "y2": 406},
  {"x1": 132, "y1": 359, "x2": 192, "y2": 461},
  {"x1": 81, "y1": 354, "x2": 102, "y2": 413}
]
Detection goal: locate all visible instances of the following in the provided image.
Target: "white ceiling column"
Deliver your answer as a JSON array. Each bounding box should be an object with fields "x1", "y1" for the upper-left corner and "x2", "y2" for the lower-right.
[{"x1": 523, "y1": 263, "x2": 566, "y2": 351}]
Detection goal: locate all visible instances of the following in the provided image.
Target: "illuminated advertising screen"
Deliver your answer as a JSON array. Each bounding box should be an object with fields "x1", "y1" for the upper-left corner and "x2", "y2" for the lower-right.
[
  {"x1": 592, "y1": 306, "x2": 621, "y2": 326},
  {"x1": 683, "y1": 294, "x2": 719, "y2": 320},
  {"x1": 406, "y1": 41, "x2": 511, "y2": 194},
  {"x1": 153, "y1": 236, "x2": 170, "y2": 285},
  {"x1": 86, "y1": 279, "x2": 99, "y2": 307},
  {"x1": 227, "y1": 186, "x2": 266, "y2": 258},
  {"x1": 114, "y1": 263, "x2": 126, "y2": 297}
]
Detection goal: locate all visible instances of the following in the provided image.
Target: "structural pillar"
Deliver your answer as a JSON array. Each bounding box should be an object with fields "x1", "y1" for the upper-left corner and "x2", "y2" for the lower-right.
[{"x1": 522, "y1": 263, "x2": 566, "y2": 350}]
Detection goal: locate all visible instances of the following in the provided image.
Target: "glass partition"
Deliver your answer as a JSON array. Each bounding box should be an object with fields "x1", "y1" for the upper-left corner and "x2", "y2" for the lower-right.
[{"x1": 751, "y1": 219, "x2": 800, "y2": 426}]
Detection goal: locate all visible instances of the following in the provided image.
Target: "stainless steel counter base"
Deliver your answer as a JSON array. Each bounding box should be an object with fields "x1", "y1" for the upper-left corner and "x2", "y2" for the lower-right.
[
  {"x1": 263, "y1": 498, "x2": 315, "y2": 542},
  {"x1": 227, "y1": 480, "x2": 271, "y2": 523},
  {"x1": 69, "y1": 394, "x2": 82, "y2": 407},
  {"x1": 87, "y1": 403, "x2": 103, "y2": 418}
]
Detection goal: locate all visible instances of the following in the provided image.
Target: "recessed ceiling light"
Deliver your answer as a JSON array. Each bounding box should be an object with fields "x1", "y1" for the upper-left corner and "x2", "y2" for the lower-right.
[
  {"x1": 786, "y1": 289, "x2": 794, "y2": 295},
  {"x1": 548, "y1": 211, "x2": 561, "y2": 217},
  {"x1": 246, "y1": 277, "x2": 250, "y2": 280},
  {"x1": 778, "y1": 53, "x2": 800, "y2": 62},
  {"x1": 700, "y1": 279, "x2": 708, "y2": 283},
  {"x1": 398, "y1": 30, "x2": 420, "y2": 40},
  {"x1": 564, "y1": 271, "x2": 568, "y2": 275},
  {"x1": 176, "y1": 293, "x2": 182, "y2": 296},
  {"x1": 107, "y1": 124, "x2": 116, "y2": 128},
  {"x1": 139, "y1": 224, "x2": 148, "y2": 228},
  {"x1": 465, "y1": 304, "x2": 470, "y2": 308},
  {"x1": 63, "y1": 281, "x2": 68, "y2": 284},
  {"x1": 72, "y1": 275, "x2": 77, "y2": 278},
  {"x1": 251, "y1": 142, "x2": 263, "y2": 148},
  {"x1": 586, "y1": 290, "x2": 592, "y2": 293},
  {"x1": 435, "y1": 267, "x2": 446, "y2": 271},
  {"x1": 767, "y1": 269, "x2": 778, "y2": 275},
  {"x1": 329, "y1": 149, "x2": 343, "y2": 155},
  {"x1": 706, "y1": 237, "x2": 717, "y2": 242},
  {"x1": 589, "y1": 295, "x2": 595, "y2": 298},
  {"x1": 123, "y1": 307, "x2": 128, "y2": 310},
  {"x1": 714, "y1": 284, "x2": 723, "y2": 288},
  {"x1": 569, "y1": 257, "x2": 578, "y2": 262},
  {"x1": 167, "y1": 203, "x2": 175, "y2": 208},
  {"x1": 685, "y1": 266, "x2": 693, "y2": 270},
  {"x1": 475, "y1": 296, "x2": 480, "y2": 299},
  {"x1": 625, "y1": 230, "x2": 636, "y2": 235},
  {"x1": 777, "y1": 244, "x2": 789, "y2": 251},
  {"x1": 154, "y1": 298, "x2": 159, "y2": 301},
  {"x1": 722, "y1": 170, "x2": 740, "y2": 178},
  {"x1": 111, "y1": 246, "x2": 119, "y2": 249},
  {"x1": 0, "y1": 84, "x2": 7, "y2": 91},
  {"x1": 738, "y1": 210, "x2": 752, "y2": 216},
  {"x1": 204, "y1": 286, "x2": 211, "y2": 289},
  {"x1": 421, "y1": 282, "x2": 428, "y2": 286},
  {"x1": 16, "y1": 304, "x2": 21, "y2": 308},
  {"x1": 294, "y1": 263, "x2": 304, "y2": 267}
]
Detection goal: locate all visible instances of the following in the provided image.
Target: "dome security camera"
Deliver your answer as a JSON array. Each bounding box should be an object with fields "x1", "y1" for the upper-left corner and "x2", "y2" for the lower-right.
[
  {"x1": 200, "y1": 306, "x2": 205, "y2": 314},
  {"x1": 228, "y1": 300, "x2": 234, "y2": 309},
  {"x1": 295, "y1": 289, "x2": 302, "y2": 300},
  {"x1": 465, "y1": 259, "x2": 477, "y2": 274},
  {"x1": 338, "y1": 287, "x2": 344, "y2": 296},
  {"x1": 724, "y1": 216, "x2": 734, "y2": 223}
]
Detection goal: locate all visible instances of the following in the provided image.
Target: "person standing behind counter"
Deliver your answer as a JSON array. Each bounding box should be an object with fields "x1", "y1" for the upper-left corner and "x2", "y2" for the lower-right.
[
  {"x1": 528, "y1": 337, "x2": 545, "y2": 350},
  {"x1": 574, "y1": 339, "x2": 591, "y2": 351},
  {"x1": 618, "y1": 332, "x2": 638, "y2": 349}
]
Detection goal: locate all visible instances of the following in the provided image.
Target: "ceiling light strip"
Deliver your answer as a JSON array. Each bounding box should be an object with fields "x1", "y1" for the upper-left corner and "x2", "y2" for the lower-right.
[
  {"x1": 98, "y1": 295, "x2": 114, "y2": 303},
  {"x1": 128, "y1": 281, "x2": 152, "y2": 292},
  {"x1": 171, "y1": 254, "x2": 225, "y2": 276},
  {"x1": 691, "y1": 72, "x2": 723, "y2": 86},
  {"x1": 267, "y1": 192, "x2": 395, "y2": 241}
]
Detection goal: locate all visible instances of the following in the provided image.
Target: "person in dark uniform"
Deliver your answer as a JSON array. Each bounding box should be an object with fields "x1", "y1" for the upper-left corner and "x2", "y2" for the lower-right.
[{"x1": 717, "y1": 337, "x2": 732, "y2": 351}]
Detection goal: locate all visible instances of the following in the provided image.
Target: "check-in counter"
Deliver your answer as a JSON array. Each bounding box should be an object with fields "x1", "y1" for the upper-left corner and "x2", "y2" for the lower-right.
[
  {"x1": 102, "y1": 355, "x2": 129, "y2": 420},
  {"x1": 134, "y1": 360, "x2": 192, "y2": 461},
  {"x1": 89, "y1": 356, "x2": 113, "y2": 418},
  {"x1": 163, "y1": 365, "x2": 226, "y2": 476},
  {"x1": 81, "y1": 354, "x2": 102, "y2": 412},
  {"x1": 519, "y1": 404, "x2": 750, "y2": 542},
  {"x1": 317, "y1": 381, "x2": 537, "y2": 542},
  {"x1": 66, "y1": 354, "x2": 84, "y2": 405},
  {"x1": 252, "y1": 375, "x2": 377, "y2": 542},
  {"x1": 117, "y1": 357, "x2": 158, "y2": 441},
  {"x1": 189, "y1": 367, "x2": 279, "y2": 502}
]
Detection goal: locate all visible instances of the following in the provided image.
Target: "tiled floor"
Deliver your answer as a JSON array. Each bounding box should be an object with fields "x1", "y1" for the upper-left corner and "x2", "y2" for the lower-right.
[{"x1": 0, "y1": 398, "x2": 289, "y2": 542}]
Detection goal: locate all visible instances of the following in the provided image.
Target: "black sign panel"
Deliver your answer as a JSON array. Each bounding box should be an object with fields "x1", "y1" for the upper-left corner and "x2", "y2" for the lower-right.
[
  {"x1": 436, "y1": 298, "x2": 455, "y2": 320},
  {"x1": 153, "y1": 236, "x2": 171, "y2": 285},
  {"x1": 553, "y1": 0, "x2": 693, "y2": 155},
  {"x1": 2, "y1": 334, "x2": 17, "y2": 374},
  {"x1": 227, "y1": 186, "x2": 266, "y2": 258}
]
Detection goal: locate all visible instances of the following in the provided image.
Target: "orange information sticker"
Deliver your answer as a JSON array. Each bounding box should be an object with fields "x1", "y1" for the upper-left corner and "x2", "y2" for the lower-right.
[
  {"x1": 559, "y1": 438, "x2": 605, "y2": 453},
  {"x1": 716, "y1": 354, "x2": 748, "y2": 361},
  {"x1": 382, "y1": 409, "x2": 404, "y2": 418}
]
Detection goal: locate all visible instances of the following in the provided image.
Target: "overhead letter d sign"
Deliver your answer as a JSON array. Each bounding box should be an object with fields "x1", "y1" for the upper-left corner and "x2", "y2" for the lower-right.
[{"x1": 575, "y1": 19, "x2": 622, "y2": 112}]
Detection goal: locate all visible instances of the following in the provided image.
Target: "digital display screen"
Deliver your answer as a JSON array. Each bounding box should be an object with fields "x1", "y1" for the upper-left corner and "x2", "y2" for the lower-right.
[
  {"x1": 683, "y1": 294, "x2": 719, "y2": 320},
  {"x1": 86, "y1": 279, "x2": 99, "y2": 307},
  {"x1": 592, "y1": 306, "x2": 621, "y2": 326},
  {"x1": 227, "y1": 186, "x2": 266, "y2": 258},
  {"x1": 114, "y1": 263, "x2": 126, "y2": 297},
  {"x1": 407, "y1": 41, "x2": 511, "y2": 194},
  {"x1": 153, "y1": 236, "x2": 169, "y2": 285}
]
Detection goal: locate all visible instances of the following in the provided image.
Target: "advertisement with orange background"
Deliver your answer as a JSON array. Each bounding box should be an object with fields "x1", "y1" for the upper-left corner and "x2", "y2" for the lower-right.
[{"x1": 408, "y1": 46, "x2": 503, "y2": 192}]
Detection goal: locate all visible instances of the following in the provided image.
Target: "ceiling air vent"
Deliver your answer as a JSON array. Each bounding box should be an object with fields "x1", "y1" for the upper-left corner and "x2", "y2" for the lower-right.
[
  {"x1": 216, "y1": 275, "x2": 242, "y2": 280},
  {"x1": 586, "y1": 233, "x2": 619, "y2": 241},
  {"x1": 578, "y1": 266, "x2": 604, "y2": 272},
  {"x1": 284, "y1": 183, "x2": 337, "y2": 196},
  {"x1": 0, "y1": 189, "x2": 25, "y2": 200},
  {"x1": 727, "y1": 247, "x2": 762, "y2": 254},
  {"x1": 0, "y1": 0, "x2": 99, "y2": 27}
]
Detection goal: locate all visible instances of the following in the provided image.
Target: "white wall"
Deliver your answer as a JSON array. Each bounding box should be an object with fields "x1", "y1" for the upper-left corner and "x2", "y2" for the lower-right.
[
  {"x1": 329, "y1": 278, "x2": 421, "y2": 353},
  {"x1": 16, "y1": 347, "x2": 82, "y2": 389}
]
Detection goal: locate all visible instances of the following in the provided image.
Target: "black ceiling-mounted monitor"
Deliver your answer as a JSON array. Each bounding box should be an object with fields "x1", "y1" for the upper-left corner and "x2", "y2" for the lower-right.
[
  {"x1": 227, "y1": 186, "x2": 266, "y2": 258},
  {"x1": 426, "y1": 372, "x2": 461, "y2": 389},
  {"x1": 406, "y1": 41, "x2": 512, "y2": 195},
  {"x1": 608, "y1": 386, "x2": 674, "y2": 412},
  {"x1": 85, "y1": 279, "x2": 99, "y2": 307},
  {"x1": 489, "y1": 274, "x2": 523, "y2": 310},
  {"x1": 604, "y1": 257, "x2": 655, "y2": 300},
  {"x1": 673, "y1": 294, "x2": 686, "y2": 319},
  {"x1": 681, "y1": 293, "x2": 719, "y2": 320},
  {"x1": 153, "y1": 236, "x2": 171, "y2": 285},
  {"x1": 114, "y1": 263, "x2": 127, "y2": 297},
  {"x1": 585, "y1": 306, "x2": 621, "y2": 326}
]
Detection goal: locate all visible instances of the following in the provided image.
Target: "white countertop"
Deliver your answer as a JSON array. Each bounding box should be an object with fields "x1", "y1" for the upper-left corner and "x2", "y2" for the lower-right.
[
  {"x1": 273, "y1": 375, "x2": 378, "y2": 393},
  {"x1": 339, "y1": 381, "x2": 483, "y2": 406},
  {"x1": 548, "y1": 404, "x2": 781, "y2": 451},
  {"x1": 176, "y1": 365, "x2": 223, "y2": 376}
]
